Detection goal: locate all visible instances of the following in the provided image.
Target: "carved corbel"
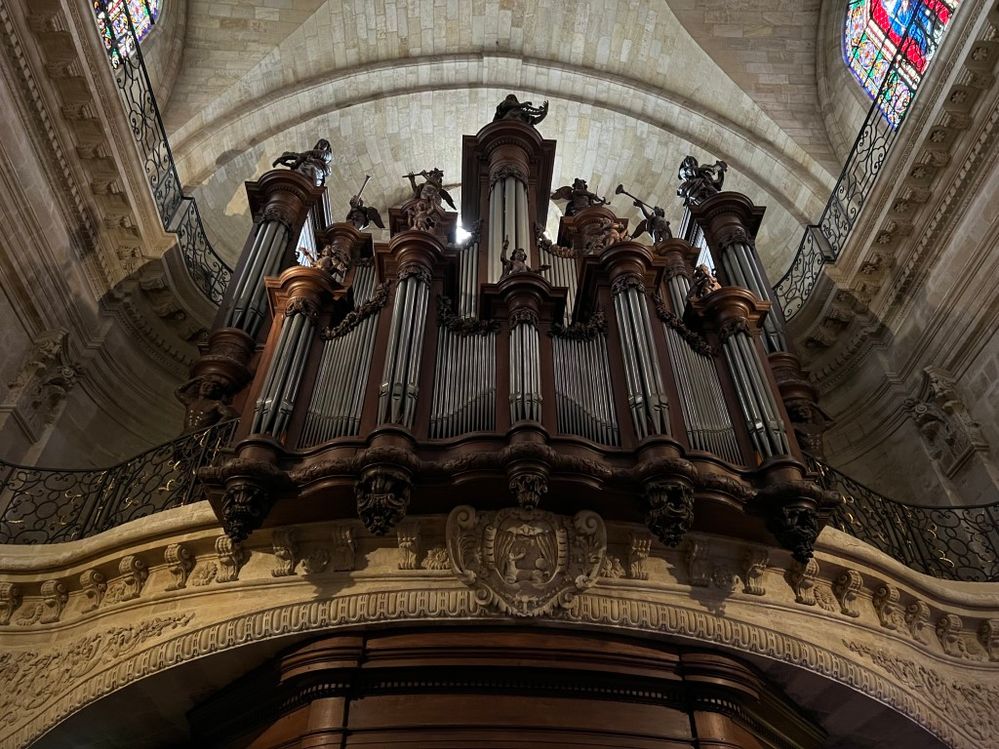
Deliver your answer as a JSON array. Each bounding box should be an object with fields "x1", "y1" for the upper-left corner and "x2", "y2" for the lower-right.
[
  {"x1": 684, "y1": 539, "x2": 711, "y2": 587},
  {"x1": 301, "y1": 547, "x2": 330, "y2": 574},
  {"x1": 644, "y1": 480, "x2": 694, "y2": 547},
  {"x1": 0, "y1": 582, "x2": 22, "y2": 625},
  {"x1": 39, "y1": 580, "x2": 69, "y2": 624},
  {"x1": 906, "y1": 600, "x2": 933, "y2": 644},
  {"x1": 271, "y1": 529, "x2": 299, "y2": 577},
  {"x1": 978, "y1": 619, "x2": 999, "y2": 661},
  {"x1": 216, "y1": 535, "x2": 248, "y2": 583},
  {"x1": 872, "y1": 584, "x2": 906, "y2": 630},
  {"x1": 397, "y1": 520, "x2": 422, "y2": 570},
  {"x1": 355, "y1": 464, "x2": 411, "y2": 535},
  {"x1": 203, "y1": 456, "x2": 293, "y2": 543},
  {"x1": 331, "y1": 525, "x2": 356, "y2": 571},
  {"x1": 833, "y1": 569, "x2": 863, "y2": 617},
  {"x1": 741, "y1": 548, "x2": 769, "y2": 596},
  {"x1": 627, "y1": 532, "x2": 652, "y2": 580},
  {"x1": 936, "y1": 614, "x2": 974, "y2": 658},
  {"x1": 220, "y1": 480, "x2": 272, "y2": 544},
  {"x1": 164, "y1": 543, "x2": 195, "y2": 590},
  {"x1": 756, "y1": 482, "x2": 838, "y2": 562},
  {"x1": 507, "y1": 468, "x2": 549, "y2": 510},
  {"x1": 786, "y1": 557, "x2": 818, "y2": 605},
  {"x1": 79, "y1": 569, "x2": 107, "y2": 613}
]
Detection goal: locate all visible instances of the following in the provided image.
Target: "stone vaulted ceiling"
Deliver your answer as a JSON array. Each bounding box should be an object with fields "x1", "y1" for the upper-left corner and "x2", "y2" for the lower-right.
[{"x1": 155, "y1": 0, "x2": 841, "y2": 276}]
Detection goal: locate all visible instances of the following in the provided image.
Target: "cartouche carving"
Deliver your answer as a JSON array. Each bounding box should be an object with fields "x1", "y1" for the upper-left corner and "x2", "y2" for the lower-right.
[
  {"x1": 355, "y1": 465, "x2": 411, "y2": 535},
  {"x1": 446, "y1": 505, "x2": 606, "y2": 617},
  {"x1": 644, "y1": 480, "x2": 694, "y2": 547},
  {"x1": 164, "y1": 543, "x2": 195, "y2": 591}
]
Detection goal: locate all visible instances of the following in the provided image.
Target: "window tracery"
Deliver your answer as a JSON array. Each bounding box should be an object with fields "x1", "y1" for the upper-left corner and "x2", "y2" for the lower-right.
[
  {"x1": 844, "y1": 0, "x2": 958, "y2": 126},
  {"x1": 92, "y1": 0, "x2": 160, "y2": 67}
]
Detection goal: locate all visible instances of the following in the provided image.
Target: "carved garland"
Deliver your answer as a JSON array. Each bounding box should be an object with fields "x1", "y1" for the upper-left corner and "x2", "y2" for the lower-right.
[
  {"x1": 652, "y1": 294, "x2": 716, "y2": 356},
  {"x1": 322, "y1": 281, "x2": 393, "y2": 339},
  {"x1": 549, "y1": 308, "x2": 607, "y2": 340},
  {"x1": 435, "y1": 295, "x2": 500, "y2": 335}
]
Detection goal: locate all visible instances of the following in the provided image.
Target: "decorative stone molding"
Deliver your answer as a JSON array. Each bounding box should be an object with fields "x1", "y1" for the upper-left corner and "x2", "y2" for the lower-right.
[
  {"x1": 741, "y1": 548, "x2": 768, "y2": 596},
  {"x1": 397, "y1": 520, "x2": 422, "y2": 570},
  {"x1": 330, "y1": 525, "x2": 355, "y2": 571},
  {"x1": 906, "y1": 600, "x2": 934, "y2": 645},
  {"x1": 215, "y1": 536, "x2": 247, "y2": 583},
  {"x1": 78, "y1": 570, "x2": 106, "y2": 613},
  {"x1": 300, "y1": 547, "x2": 330, "y2": 574},
  {"x1": 103, "y1": 556, "x2": 147, "y2": 605},
  {"x1": 599, "y1": 555, "x2": 626, "y2": 579},
  {"x1": 833, "y1": 569, "x2": 863, "y2": 618},
  {"x1": 979, "y1": 619, "x2": 999, "y2": 661},
  {"x1": 786, "y1": 558, "x2": 819, "y2": 606},
  {"x1": 424, "y1": 546, "x2": 451, "y2": 571},
  {"x1": 164, "y1": 543, "x2": 194, "y2": 591},
  {"x1": 685, "y1": 539, "x2": 712, "y2": 587},
  {"x1": 446, "y1": 505, "x2": 606, "y2": 616},
  {"x1": 17, "y1": 580, "x2": 69, "y2": 625},
  {"x1": 627, "y1": 532, "x2": 651, "y2": 580},
  {"x1": 872, "y1": 584, "x2": 906, "y2": 630},
  {"x1": 936, "y1": 614, "x2": 975, "y2": 659},
  {"x1": 271, "y1": 529, "x2": 298, "y2": 577},
  {"x1": 0, "y1": 583, "x2": 22, "y2": 625}
]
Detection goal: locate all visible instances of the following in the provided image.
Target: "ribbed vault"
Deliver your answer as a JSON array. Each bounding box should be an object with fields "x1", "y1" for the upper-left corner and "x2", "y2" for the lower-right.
[{"x1": 157, "y1": 0, "x2": 842, "y2": 275}]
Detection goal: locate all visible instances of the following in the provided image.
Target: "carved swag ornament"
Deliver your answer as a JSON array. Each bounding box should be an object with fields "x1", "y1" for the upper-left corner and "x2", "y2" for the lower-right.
[{"x1": 446, "y1": 505, "x2": 606, "y2": 617}]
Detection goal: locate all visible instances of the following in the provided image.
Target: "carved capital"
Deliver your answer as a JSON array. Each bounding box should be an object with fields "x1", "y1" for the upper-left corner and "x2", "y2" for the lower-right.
[
  {"x1": 610, "y1": 272, "x2": 645, "y2": 296},
  {"x1": 741, "y1": 548, "x2": 769, "y2": 596},
  {"x1": 786, "y1": 557, "x2": 819, "y2": 605},
  {"x1": 39, "y1": 579, "x2": 68, "y2": 624},
  {"x1": 906, "y1": 600, "x2": 933, "y2": 645},
  {"x1": 285, "y1": 295, "x2": 320, "y2": 321},
  {"x1": 397, "y1": 263, "x2": 433, "y2": 285},
  {"x1": 644, "y1": 480, "x2": 694, "y2": 547},
  {"x1": 873, "y1": 584, "x2": 905, "y2": 630},
  {"x1": 936, "y1": 614, "x2": 974, "y2": 658},
  {"x1": 271, "y1": 529, "x2": 299, "y2": 577},
  {"x1": 718, "y1": 316, "x2": 751, "y2": 342},
  {"x1": 509, "y1": 307, "x2": 539, "y2": 328},
  {"x1": 355, "y1": 465, "x2": 412, "y2": 535},
  {"x1": 79, "y1": 570, "x2": 106, "y2": 613},
  {"x1": 833, "y1": 569, "x2": 863, "y2": 617}
]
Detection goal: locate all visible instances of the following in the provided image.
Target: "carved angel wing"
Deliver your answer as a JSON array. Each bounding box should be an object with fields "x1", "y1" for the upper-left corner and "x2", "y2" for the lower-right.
[
  {"x1": 366, "y1": 207, "x2": 385, "y2": 229},
  {"x1": 550, "y1": 185, "x2": 574, "y2": 201},
  {"x1": 633, "y1": 219, "x2": 649, "y2": 239},
  {"x1": 440, "y1": 187, "x2": 457, "y2": 210}
]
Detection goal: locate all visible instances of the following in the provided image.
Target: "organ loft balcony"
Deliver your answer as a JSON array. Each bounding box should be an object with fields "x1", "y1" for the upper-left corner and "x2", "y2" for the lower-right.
[{"x1": 191, "y1": 96, "x2": 841, "y2": 576}]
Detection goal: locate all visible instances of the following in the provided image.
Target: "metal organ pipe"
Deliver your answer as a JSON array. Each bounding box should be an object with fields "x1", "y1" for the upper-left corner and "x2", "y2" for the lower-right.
[
  {"x1": 612, "y1": 280, "x2": 669, "y2": 440},
  {"x1": 252, "y1": 308, "x2": 315, "y2": 438},
  {"x1": 227, "y1": 221, "x2": 290, "y2": 337}
]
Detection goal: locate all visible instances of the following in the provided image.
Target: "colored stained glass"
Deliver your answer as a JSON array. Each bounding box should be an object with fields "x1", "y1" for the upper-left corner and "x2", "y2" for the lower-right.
[
  {"x1": 844, "y1": 0, "x2": 958, "y2": 127},
  {"x1": 91, "y1": 0, "x2": 159, "y2": 67}
]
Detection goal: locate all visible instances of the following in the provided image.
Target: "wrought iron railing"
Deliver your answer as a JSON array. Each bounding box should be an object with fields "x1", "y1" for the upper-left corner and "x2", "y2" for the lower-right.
[
  {"x1": 0, "y1": 420, "x2": 237, "y2": 544},
  {"x1": 773, "y1": 0, "x2": 954, "y2": 320},
  {"x1": 91, "y1": 0, "x2": 232, "y2": 305},
  {"x1": 810, "y1": 457, "x2": 999, "y2": 582}
]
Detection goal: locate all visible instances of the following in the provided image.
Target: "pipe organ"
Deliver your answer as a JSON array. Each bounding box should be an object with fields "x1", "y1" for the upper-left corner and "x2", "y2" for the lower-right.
[{"x1": 197, "y1": 97, "x2": 837, "y2": 569}]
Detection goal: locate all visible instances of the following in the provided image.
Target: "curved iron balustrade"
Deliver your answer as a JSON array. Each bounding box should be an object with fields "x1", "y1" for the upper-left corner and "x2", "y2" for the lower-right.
[
  {"x1": 774, "y1": 0, "x2": 953, "y2": 320},
  {"x1": 92, "y1": 0, "x2": 232, "y2": 305},
  {"x1": 0, "y1": 420, "x2": 237, "y2": 545},
  {"x1": 810, "y1": 456, "x2": 999, "y2": 583}
]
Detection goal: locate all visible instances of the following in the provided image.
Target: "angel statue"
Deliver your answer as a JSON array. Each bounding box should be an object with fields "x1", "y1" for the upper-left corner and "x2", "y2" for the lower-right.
[
  {"x1": 500, "y1": 238, "x2": 550, "y2": 278},
  {"x1": 493, "y1": 94, "x2": 549, "y2": 126},
  {"x1": 404, "y1": 167, "x2": 456, "y2": 210},
  {"x1": 550, "y1": 177, "x2": 608, "y2": 216},
  {"x1": 301, "y1": 240, "x2": 350, "y2": 280},
  {"x1": 345, "y1": 176, "x2": 384, "y2": 230},
  {"x1": 676, "y1": 156, "x2": 728, "y2": 206},
  {"x1": 615, "y1": 184, "x2": 672, "y2": 244},
  {"x1": 272, "y1": 138, "x2": 333, "y2": 187},
  {"x1": 175, "y1": 376, "x2": 236, "y2": 432},
  {"x1": 688, "y1": 264, "x2": 722, "y2": 301}
]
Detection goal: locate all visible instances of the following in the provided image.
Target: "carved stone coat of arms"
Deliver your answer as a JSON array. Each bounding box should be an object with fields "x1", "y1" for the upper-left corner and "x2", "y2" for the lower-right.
[{"x1": 446, "y1": 505, "x2": 607, "y2": 617}]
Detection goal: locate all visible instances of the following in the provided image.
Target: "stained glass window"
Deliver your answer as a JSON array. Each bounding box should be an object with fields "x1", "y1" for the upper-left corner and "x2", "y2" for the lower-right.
[
  {"x1": 92, "y1": 0, "x2": 160, "y2": 67},
  {"x1": 843, "y1": 0, "x2": 958, "y2": 126}
]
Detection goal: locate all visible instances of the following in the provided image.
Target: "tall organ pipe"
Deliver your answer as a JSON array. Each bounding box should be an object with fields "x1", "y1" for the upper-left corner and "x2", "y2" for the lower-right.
[
  {"x1": 612, "y1": 280, "x2": 669, "y2": 439},
  {"x1": 378, "y1": 269, "x2": 432, "y2": 427},
  {"x1": 227, "y1": 221, "x2": 290, "y2": 337},
  {"x1": 252, "y1": 309, "x2": 316, "y2": 438}
]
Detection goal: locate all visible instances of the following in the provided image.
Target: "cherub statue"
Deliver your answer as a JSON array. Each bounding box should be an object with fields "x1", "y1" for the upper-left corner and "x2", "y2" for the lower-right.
[
  {"x1": 176, "y1": 376, "x2": 236, "y2": 432},
  {"x1": 550, "y1": 177, "x2": 608, "y2": 216},
  {"x1": 584, "y1": 217, "x2": 630, "y2": 254},
  {"x1": 500, "y1": 239, "x2": 550, "y2": 278},
  {"x1": 493, "y1": 94, "x2": 549, "y2": 125},
  {"x1": 615, "y1": 184, "x2": 672, "y2": 244},
  {"x1": 403, "y1": 168, "x2": 456, "y2": 210},
  {"x1": 302, "y1": 240, "x2": 350, "y2": 279},
  {"x1": 344, "y1": 175, "x2": 385, "y2": 230},
  {"x1": 272, "y1": 139, "x2": 333, "y2": 186},
  {"x1": 688, "y1": 264, "x2": 722, "y2": 300},
  {"x1": 677, "y1": 156, "x2": 728, "y2": 206},
  {"x1": 346, "y1": 195, "x2": 384, "y2": 230}
]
